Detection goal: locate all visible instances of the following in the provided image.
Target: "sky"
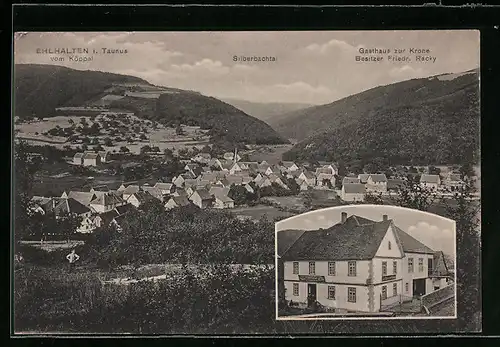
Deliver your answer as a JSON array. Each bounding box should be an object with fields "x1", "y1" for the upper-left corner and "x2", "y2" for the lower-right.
[
  {"x1": 276, "y1": 205, "x2": 456, "y2": 257},
  {"x1": 14, "y1": 31, "x2": 479, "y2": 105}
]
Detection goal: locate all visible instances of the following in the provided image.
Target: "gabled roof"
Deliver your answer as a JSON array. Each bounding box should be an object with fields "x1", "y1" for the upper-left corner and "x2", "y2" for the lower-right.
[
  {"x1": 387, "y1": 179, "x2": 404, "y2": 190},
  {"x1": 277, "y1": 229, "x2": 306, "y2": 257},
  {"x1": 209, "y1": 186, "x2": 231, "y2": 198},
  {"x1": 343, "y1": 183, "x2": 366, "y2": 194},
  {"x1": 129, "y1": 191, "x2": 155, "y2": 204},
  {"x1": 215, "y1": 194, "x2": 234, "y2": 203},
  {"x1": 281, "y1": 161, "x2": 297, "y2": 168},
  {"x1": 431, "y1": 251, "x2": 450, "y2": 276},
  {"x1": 393, "y1": 226, "x2": 434, "y2": 254},
  {"x1": 122, "y1": 185, "x2": 141, "y2": 195},
  {"x1": 90, "y1": 192, "x2": 124, "y2": 206},
  {"x1": 141, "y1": 186, "x2": 163, "y2": 199},
  {"x1": 193, "y1": 188, "x2": 214, "y2": 201},
  {"x1": 420, "y1": 174, "x2": 440, "y2": 184},
  {"x1": 168, "y1": 195, "x2": 191, "y2": 207},
  {"x1": 83, "y1": 152, "x2": 100, "y2": 160},
  {"x1": 316, "y1": 167, "x2": 333, "y2": 175},
  {"x1": 369, "y1": 174, "x2": 388, "y2": 183},
  {"x1": 282, "y1": 215, "x2": 393, "y2": 261},
  {"x1": 184, "y1": 178, "x2": 199, "y2": 188},
  {"x1": 154, "y1": 182, "x2": 174, "y2": 191},
  {"x1": 54, "y1": 198, "x2": 91, "y2": 216},
  {"x1": 114, "y1": 203, "x2": 135, "y2": 215},
  {"x1": 343, "y1": 177, "x2": 361, "y2": 184},
  {"x1": 317, "y1": 173, "x2": 334, "y2": 180},
  {"x1": 300, "y1": 170, "x2": 315, "y2": 179},
  {"x1": 67, "y1": 191, "x2": 97, "y2": 206}
]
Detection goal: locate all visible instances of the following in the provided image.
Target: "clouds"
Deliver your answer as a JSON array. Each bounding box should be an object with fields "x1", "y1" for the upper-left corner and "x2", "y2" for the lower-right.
[
  {"x1": 407, "y1": 221, "x2": 455, "y2": 256},
  {"x1": 14, "y1": 31, "x2": 480, "y2": 104}
]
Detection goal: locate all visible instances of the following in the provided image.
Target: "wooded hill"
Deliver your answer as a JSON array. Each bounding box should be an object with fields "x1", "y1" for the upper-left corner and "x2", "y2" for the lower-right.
[
  {"x1": 279, "y1": 70, "x2": 479, "y2": 165},
  {"x1": 14, "y1": 64, "x2": 287, "y2": 145}
]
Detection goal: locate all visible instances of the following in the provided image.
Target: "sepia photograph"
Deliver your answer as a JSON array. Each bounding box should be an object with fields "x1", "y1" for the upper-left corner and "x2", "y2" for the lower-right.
[{"x1": 12, "y1": 30, "x2": 480, "y2": 335}]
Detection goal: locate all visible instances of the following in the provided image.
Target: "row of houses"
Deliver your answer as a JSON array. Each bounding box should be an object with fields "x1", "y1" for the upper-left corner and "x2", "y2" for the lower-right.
[{"x1": 340, "y1": 172, "x2": 465, "y2": 202}]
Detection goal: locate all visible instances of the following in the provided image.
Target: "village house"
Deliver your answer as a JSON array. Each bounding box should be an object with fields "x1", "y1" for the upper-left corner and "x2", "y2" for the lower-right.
[
  {"x1": 73, "y1": 152, "x2": 84, "y2": 165},
  {"x1": 342, "y1": 177, "x2": 361, "y2": 185},
  {"x1": 341, "y1": 183, "x2": 366, "y2": 202},
  {"x1": 172, "y1": 173, "x2": 196, "y2": 187},
  {"x1": 297, "y1": 179, "x2": 311, "y2": 191},
  {"x1": 89, "y1": 192, "x2": 126, "y2": 213},
  {"x1": 184, "y1": 163, "x2": 203, "y2": 177},
  {"x1": 121, "y1": 185, "x2": 141, "y2": 201},
  {"x1": 298, "y1": 170, "x2": 316, "y2": 187},
  {"x1": 53, "y1": 198, "x2": 93, "y2": 219},
  {"x1": 140, "y1": 186, "x2": 165, "y2": 201},
  {"x1": 61, "y1": 191, "x2": 97, "y2": 207},
  {"x1": 30, "y1": 196, "x2": 58, "y2": 215},
  {"x1": 256, "y1": 177, "x2": 273, "y2": 189},
  {"x1": 77, "y1": 214, "x2": 98, "y2": 233},
  {"x1": 114, "y1": 203, "x2": 135, "y2": 215},
  {"x1": 90, "y1": 185, "x2": 110, "y2": 194},
  {"x1": 419, "y1": 174, "x2": 441, "y2": 191},
  {"x1": 281, "y1": 212, "x2": 440, "y2": 313},
  {"x1": 126, "y1": 191, "x2": 156, "y2": 208},
  {"x1": 164, "y1": 195, "x2": 191, "y2": 210},
  {"x1": 444, "y1": 173, "x2": 464, "y2": 191},
  {"x1": 366, "y1": 174, "x2": 388, "y2": 193},
  {"x1": 268, "y1": 174, "x2": 289, "y2": 189},
  {"x1": 154, "y1": 182, "x2": 175, "y2": 195},
  {"x1": 188, "y1": 188, "x2": 214, "y2": 209},
  {"x1": 316, "y1": 171, "x2": 336, "y2": 189},
  {"x1": 220, "y1": 160, "x2": 234, "y2": 172},
  {"x1": 82, "y1": 152, "x2": 101, "y2": 166},
  {"x1": 265, "y1": 165, "x2": 282, "y2": 176},
  {"x1": 223, "y1": 151, "x2": 242, "y2": 162},
  {"x1": 244, "y1": 183, "x2": 255, "y2": 194},
  {"x1": 213, "y1": 194, "x2": 235, "y2": 209},
  {"x1": 257, "y1": 162, "x2": 271, "y2": 174},
  {"x1": 280, "y1": 161, "x2": 299, "y2": 172},
  {"x1": 92, "y1": 209, "x2": 120, "y2": 230},
  {"x1": 208, "y1": 158, "x2": 223, "y2": 169},
  {"x1": 253, "y1": 173, "x2": 265, "y2": 184}
]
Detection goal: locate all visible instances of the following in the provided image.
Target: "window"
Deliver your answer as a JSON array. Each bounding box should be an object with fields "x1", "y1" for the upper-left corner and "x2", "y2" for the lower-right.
[
  {"x1": 381, "y1": 285, "x2": 387, "y2": 300},
  {"x1": 328, "y1": 262, "x2": 336, "y2": 276},
  {"x1": 348, "y1": 261, "x2": 357, "y2": 277},
  {"x1": 388, "y1": 241, "x2": 392, "y2": 250},
  {"x1": 393, "y1": 283, "x2": 397, "y2": 296},
  {"x1": 348, "y1": 287, "x2": 356, "y2": 303},
  {"x1": 405, "y1": 282, "x2": 409, "y2": 292},
  {"x1": 309, "y1": 261, "x2": 315, "y2": 275},
  {"x1": 292, "y1": 262, "x2": 299, "y2": 274},
  {"x1": 418, "y1": 258, "x2": 424, "y2": 272},
  {"x1": 393, "y1": 261, "x2": 397, "y2": 275},
  {"x1": 293, "y1": 283, "x2": 299, "y2": 296},
  {"x1": 408, "y1": 258, "x2": 414, "y2": 273},
  {"x1": 382, "y1": 261, "x2": 387, "y2": 276},
  {"x1": 328, "y1": 286, "x2": 336, "y2": 300}
]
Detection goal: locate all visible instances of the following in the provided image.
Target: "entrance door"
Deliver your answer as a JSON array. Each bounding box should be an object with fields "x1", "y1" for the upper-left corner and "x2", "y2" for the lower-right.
[
  {"x1": 413, "y1": 278, "x2": 426, "y2": 297},
  {"x1": 307, "y1": 283, "x2": 317, "y2": 307}
]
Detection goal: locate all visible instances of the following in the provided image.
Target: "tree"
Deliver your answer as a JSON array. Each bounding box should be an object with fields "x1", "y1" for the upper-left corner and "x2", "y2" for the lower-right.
[
  {"x1": 140, "y1": 145, "x2": 152, "y2": 154},
  {"x1": 365, "y1": 191, "x2": 384, "y2": 205},
  {"x1": 440, "y1": 177, "x2": 480, "y2": 330},
  {"x1": 459, "y1": 162, "x2": 474, "y2": 179},
  {"x1": 163, "y1": 148, "x2": 174, "y2": 161},
  {"x1": 14, "y1": 141, "x2": 41, "y2": 242},
  {"x1": 392, "y1": 176, "x2": 437, "y2": 211},
  {"x1": 139, "y1": 134, "x2": 147, "y2": 141},
  {"x1": 104, "y1": 137, "x2": 114, "y2": 146},
  {"x1": 151, "y1": 146, "x2": 160, "y2": 153},
  {"x1": 93, "y1": 145, "x2": 104, "y2": 152},
  {"x1": 120, "y1": 146, "x2": 130, "y2": 153}
]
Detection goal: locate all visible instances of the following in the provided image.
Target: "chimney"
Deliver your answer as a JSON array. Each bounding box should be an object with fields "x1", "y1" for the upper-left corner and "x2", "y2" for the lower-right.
[
  {"x1": 383, "y1": 214, "x2": 388, "y2": 221},
  {"x1": 341, "y1": 212, "x2": 347, "y2": 223}
]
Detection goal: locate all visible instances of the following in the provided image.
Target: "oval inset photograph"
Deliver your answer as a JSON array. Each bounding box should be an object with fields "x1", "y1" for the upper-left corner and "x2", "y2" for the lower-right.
[{"x1": 276, "y1": 205, "x2": 456, "y2": 320}]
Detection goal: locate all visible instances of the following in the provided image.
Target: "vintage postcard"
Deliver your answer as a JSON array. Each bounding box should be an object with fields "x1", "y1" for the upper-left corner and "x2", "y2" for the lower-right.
[{"x1": 12, "y1": 31, "x2": 480, "y2": 335}]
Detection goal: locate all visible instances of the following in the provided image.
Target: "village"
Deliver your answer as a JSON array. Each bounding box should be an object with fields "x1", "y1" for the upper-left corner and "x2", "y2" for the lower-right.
[{"x1": 27, "y1": 140, "x2": 475, "y2": 238}]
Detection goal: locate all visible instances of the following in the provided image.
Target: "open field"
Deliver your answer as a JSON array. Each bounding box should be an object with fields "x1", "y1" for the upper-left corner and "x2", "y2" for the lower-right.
[{"x1": 15, "y1": 113, "x2": 211, "y2": 154}]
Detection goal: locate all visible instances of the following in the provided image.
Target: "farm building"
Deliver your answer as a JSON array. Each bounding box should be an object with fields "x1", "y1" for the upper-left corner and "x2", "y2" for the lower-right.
[{"x1": 341, "y1": 183, "x2": 366, "y2": 202}]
